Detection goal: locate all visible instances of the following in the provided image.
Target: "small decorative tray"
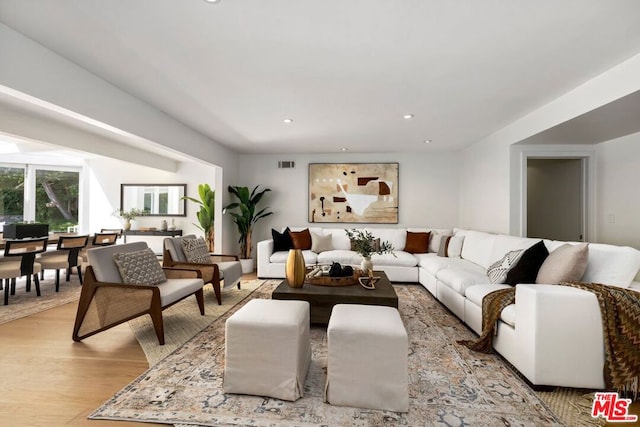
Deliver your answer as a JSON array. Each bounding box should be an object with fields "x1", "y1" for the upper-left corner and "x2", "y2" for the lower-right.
[{"x1": 305, "y1": 269, "x2": 363, "y2": 287}]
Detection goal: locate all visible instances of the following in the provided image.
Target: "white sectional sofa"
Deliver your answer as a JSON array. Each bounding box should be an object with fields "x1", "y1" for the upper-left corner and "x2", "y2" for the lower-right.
[{"x1": 257, "y1": 226, "x2": 640, "y2": 389}]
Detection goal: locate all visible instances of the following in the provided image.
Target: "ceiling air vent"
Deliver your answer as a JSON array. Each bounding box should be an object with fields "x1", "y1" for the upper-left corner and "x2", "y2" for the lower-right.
[{"x1": 278, "y1": 160, "x2": 295, "y2": 169}]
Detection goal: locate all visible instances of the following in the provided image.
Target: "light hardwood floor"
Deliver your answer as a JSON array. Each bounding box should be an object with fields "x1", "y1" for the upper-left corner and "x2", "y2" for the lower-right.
[
  {"x1": 0, "y1": 272, "x2": 258, "y2": 426},
  {"x1": 0, "y1": 299, "x2": 158, "y2": 426}
]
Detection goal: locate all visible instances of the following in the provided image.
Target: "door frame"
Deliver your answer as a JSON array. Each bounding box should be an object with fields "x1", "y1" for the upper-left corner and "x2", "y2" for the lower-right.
[{"x1": 511, "y1": 147, "x2": 595, "y2": 241}]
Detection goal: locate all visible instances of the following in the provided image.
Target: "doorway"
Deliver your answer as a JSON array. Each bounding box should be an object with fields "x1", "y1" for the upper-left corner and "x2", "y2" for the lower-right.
[{"x1": 526, "y1": 158, "x2": 585, "y2": 241}]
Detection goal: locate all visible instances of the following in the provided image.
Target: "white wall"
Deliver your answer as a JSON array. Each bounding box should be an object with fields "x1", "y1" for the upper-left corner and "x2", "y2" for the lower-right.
[
  {"x1": 85, "y1": 157, "x2": 225, "y2": 253},
  {"x1": 596, "y1": 131, "x2": 640, "y2": 249},
  {"x1": 238, "y1": 151, "x2": 460, "y2": 249},
  {"x1": 460, "y1": 52, "x2": 640, "y2": 236}
]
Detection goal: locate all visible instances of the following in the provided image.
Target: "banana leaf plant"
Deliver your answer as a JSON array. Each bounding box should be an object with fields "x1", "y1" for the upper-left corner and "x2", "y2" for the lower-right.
[
  {"x1": 182, "y1": 183, "x2": 215, "y2": 252},
  {"x1": 224, "y1": 185, "x2": 273, "y2": 259}
]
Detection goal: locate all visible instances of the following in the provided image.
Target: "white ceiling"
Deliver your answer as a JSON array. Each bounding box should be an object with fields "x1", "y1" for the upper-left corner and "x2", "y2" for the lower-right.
[{"x1": 1, "y1": 0, "x2": 640, "y2": 154}]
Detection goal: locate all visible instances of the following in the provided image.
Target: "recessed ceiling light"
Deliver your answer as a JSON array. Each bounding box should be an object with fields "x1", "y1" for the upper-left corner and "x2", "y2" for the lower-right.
[
  {"x1": 341, "y1": 147, "x2": 348, "y2": 151},
  {"x1": 203, "y1": 0, "x2": 221, "y2": 3},
  {"x1": 403, "y1": 114, "x2": 414, "y2": 119},
  {"x1": 424, "y1": 139, "x2": 432, "y2": 144},
  {"x1": 283, "y1": 118, "x2": 293, "y2": 124}
]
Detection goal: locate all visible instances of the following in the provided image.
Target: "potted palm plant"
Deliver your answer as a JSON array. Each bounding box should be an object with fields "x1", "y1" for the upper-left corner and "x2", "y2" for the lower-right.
[
  {"x1": 182, "y1": 183, "x2": 215, "y2": 252},
  {"x1": 224, "y1": 185, "x2": 273, "y2": 273}
]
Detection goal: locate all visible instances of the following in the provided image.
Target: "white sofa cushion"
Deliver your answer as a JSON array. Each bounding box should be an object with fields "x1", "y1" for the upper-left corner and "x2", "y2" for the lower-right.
[
  {"x1": 366, "y1": 228, "x2": 407, "y2": 253},
  {"x1": 317, "y1": 250, "x2": 363, "y2": 266},
  {"x1": 270, "y1": 250, "x2": 318, "y2": 265},
  {"x1": 580, "y1": 243, "x2": 640, "y2": 288},
  {"x1": 500, "y1": 304, "x2": 516, "y2": 327},
  {"x1": 465, "y1": 283, "x2": 513, "y2": 304},
  {"x1": 415, "y1": 253, "x2": 449, "y2": 274},
  {"x1": 489, "y1": 234, "x2": 539, "y2": 266},
  {"x1": 372, "y1": 251, "x2": 418, "y2": 267},
  {"x1": 437, "y1": 263, "x2": 489, "y2": 294},
  {"x1": 457, "y1": 229, "x2": 497, "y2": 269}
]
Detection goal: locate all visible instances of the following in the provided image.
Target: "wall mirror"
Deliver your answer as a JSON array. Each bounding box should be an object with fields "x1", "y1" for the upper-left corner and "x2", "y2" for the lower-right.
[{"x1": 120, "y1": 184, "x2": 187, "y2": 216}]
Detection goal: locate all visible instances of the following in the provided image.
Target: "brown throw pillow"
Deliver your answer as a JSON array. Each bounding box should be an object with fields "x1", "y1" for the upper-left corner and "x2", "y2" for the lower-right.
[
  {"x1": 404, "y1": 231, "x2": 430, "y2": 254},
  {"x1": 289, "y1": 229, "x2": 312, "y2": 250}
]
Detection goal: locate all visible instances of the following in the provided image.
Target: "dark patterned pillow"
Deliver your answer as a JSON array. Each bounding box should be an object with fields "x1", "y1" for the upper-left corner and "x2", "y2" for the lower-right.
[
  {"x1": 272, "y1": 227, "x2": 294, "y2": 252},
  {"x1": 113, "y1": 247, "x2": 166, "y2": 285},
  {"x1": 181, "y1": 237, "x2": 212, "y2": 264},
  {"x1": 487, "y1": 249, "x2": 524, "y2": 284}
]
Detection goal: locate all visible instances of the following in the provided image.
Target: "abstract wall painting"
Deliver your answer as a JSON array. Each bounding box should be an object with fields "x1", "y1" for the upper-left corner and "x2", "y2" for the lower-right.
[{"x1": 308, "y1": 163, "x2": 399, "y2": 223}]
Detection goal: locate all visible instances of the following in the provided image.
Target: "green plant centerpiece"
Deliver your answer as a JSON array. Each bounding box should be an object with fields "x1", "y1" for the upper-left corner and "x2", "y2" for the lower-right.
[
  {"x1": 224, "y1": 185, "x2": 273, "y2": 260},
  {"x1": 113, "y1": 208, "x2": 145, "y2": 231},
  {"x1": 182, "y1": 183, "x2": 216, "y2": 252},
  {"x1": 345, "y1": 228, "x2": 394, "y2": 273}
]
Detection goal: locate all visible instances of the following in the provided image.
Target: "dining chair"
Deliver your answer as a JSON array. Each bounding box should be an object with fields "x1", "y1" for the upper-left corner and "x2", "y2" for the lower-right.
[
  {"x1": 79, "y1": 232, "x2": 119, "y2": 266},
  {"x1": 100, "y1": 228, "x2": 123, "y2": 238},
  {"x1": 2, "y1": 238, "x2": 48, "y2": 305},
  {"x1": 37, "y1": 235, "x2": 89, "y2": 291}
]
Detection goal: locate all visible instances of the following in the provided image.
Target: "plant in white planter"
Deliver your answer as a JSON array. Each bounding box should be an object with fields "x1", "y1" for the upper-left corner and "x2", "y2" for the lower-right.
[
  {"x1": 224, "y1": 185, "x2": 273, "y2": 273},
  {"x1": 182, "y1": 183, "x2": 215, "y2": 252}
]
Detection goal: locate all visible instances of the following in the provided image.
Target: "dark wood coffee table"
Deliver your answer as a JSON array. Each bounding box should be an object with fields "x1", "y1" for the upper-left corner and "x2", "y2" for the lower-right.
[{"x1": 271, "y1": 271, "x2": 398, "y2": 325}]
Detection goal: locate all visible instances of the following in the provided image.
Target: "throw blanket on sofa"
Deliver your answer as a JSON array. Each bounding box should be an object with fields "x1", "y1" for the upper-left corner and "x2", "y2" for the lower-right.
[{"x1": 458, "y1": 282, "x2": 640, "y2": 392}]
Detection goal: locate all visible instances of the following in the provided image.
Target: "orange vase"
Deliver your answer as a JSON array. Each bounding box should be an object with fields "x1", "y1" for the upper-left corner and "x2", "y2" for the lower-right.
[{"x1": 286, "y1": 249, "x2": 305, "y2": 288}]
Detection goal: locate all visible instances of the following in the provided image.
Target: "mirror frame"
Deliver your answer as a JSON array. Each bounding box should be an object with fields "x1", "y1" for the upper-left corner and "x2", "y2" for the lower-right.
[{"x1": 120, "y1": 183, "x2": 187, "y2": 217}]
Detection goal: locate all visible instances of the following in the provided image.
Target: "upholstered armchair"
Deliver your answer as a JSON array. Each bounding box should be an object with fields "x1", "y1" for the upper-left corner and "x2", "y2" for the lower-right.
[
  {"x1": 73, "y1": 241, "x2": 205, "y2": 345},
  {"x1": 163, "y1": 235, "x2": 242, "y2": 305}
]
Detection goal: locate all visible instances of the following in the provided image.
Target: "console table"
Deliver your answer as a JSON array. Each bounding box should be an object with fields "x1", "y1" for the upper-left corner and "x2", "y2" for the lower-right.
[{"x1": 122, "y1": 229, "x2": 183, "y2": 243}]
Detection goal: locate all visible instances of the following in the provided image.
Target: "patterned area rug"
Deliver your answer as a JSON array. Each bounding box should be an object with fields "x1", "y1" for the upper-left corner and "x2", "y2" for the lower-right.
[
  {"x1": 90, "y1": 282, "x2": 564, "y2": 426},
  {"x1": 0, "y1": 271, "x2": 81, "y2": 325},
  {"x1": 129, "y1": 279, "x2": 273, "y2": 366}
]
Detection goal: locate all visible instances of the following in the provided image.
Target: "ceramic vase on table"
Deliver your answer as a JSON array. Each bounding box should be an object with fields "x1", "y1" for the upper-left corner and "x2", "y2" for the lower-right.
[
  {"x1": 361, "y1": 256, "x2": 373, "y2": 275},
  {"x1": 123, "y1": 219, "x2": 132, "y2": 231},
  {"x1": 286, "y1": 249, "x2": 306, "y2": 288}
]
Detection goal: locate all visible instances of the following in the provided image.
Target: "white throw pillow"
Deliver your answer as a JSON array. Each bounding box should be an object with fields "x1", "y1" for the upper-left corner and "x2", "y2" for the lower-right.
[
  {"x1": 447, "y1": 236, "x2": 464, "y2": 258},
  {"x1": 487, "y1": 249, "x2": 524, "y2": 284},
  {"x1": 311, "y1": 232, "x2": 333, "y2": 253}
]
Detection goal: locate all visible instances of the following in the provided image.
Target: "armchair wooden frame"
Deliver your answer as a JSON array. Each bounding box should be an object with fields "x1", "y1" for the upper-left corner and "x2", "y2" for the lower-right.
[
  {"x1": 163, "y1": 250, "x2": 240, "y2": 305},
  {"x1": 73, "y1": 265, "x2": 204, "y2": 345}
]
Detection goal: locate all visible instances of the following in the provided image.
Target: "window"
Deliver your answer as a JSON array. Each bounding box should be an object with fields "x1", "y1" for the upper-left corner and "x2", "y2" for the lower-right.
[
  {"x1": 35, "y1": 169, "x2": 80, "y2": 232},
  {"x1": 0, "y1": 166, "x2": 26, "y2": 230},
  {"x1": 0, "y1": 164, "x2": 80, "y2": 233}
]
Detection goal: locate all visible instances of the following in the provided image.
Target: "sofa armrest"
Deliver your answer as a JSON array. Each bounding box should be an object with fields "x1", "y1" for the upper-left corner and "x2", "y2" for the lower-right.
[
  {"x1": 257, "y1": 239, "x2": 274, "y2": 277},
  {"x1": 513, "y1": 284, "x2": 605, "y2": 388}
]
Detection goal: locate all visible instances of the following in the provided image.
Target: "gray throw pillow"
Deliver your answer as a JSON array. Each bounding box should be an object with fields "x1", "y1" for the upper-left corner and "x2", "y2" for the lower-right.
[
  {"x1": 182, "y1": 237, "x2": 212, "y2": 264},
  {"x1": 113, "y1": 247, "x2": 166, "y2": 285}
]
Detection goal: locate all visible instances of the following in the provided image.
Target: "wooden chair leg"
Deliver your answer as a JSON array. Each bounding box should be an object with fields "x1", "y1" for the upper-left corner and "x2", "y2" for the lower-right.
[
  {"x1": 26, "y1": 274, "x2": 31, "y2": 292},
  {"x1": 10, "y1": 279, "x2": 16, "y2": 295},
  {"x1": 77, "y1": 266, "x2": 83, "y2": 284},
  {"x1": 3, "y1": 279, "x2": 9, "y2": 305},
  {"x1": 41, "y1": 270, "x2": 44, "y2": 280},
  {"x1": 55, "y1": 270, "x2": 60, "y2": 292},
  {"x1": 66, "y1": 267, "x2": 71, "y2": 282},
  {"x1": 149, "y1": 307, "x2": 165, "y2": 345},
  {"x1": 34, "y1": 274, "x2": 41, "y2": 297},
  {"x1": 195, "y1": 288, "x2": 205, "y2": 315},
  {"x1": 237, "y1": 281, "x2": 241, "y2": 289},
  {"x1": 212, "y1": 281, "x2": 222, "y2": 305}
]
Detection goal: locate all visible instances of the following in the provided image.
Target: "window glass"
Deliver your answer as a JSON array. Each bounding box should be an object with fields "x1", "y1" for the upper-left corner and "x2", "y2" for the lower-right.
[
  {"x1": 0, "y1": 166, "x2": 25, "y2": 232},
  {"x1": 35, "y1": 169, "x2": 80, "y2": 232}
]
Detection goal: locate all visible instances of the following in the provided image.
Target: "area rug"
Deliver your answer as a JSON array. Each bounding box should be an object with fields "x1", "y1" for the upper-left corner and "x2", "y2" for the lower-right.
[
  {"x1": 129, "y1": 279, "x2": 277, "y2": 366},
  {"x1": 91, "y1": 282, "x2": 564, "y2": 426},
  {"x1": 0, "y1": 272, "x2": 81, "y2": 325}
]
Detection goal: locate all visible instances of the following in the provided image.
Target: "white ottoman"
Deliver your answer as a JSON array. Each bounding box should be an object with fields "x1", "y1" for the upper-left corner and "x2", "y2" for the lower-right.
[
  {"x1": 324, "y1": 304, "x2": 409, "y2": 412},
  {"x1": 223, "y1": 299, "x2": 311, "y2": 401}
]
